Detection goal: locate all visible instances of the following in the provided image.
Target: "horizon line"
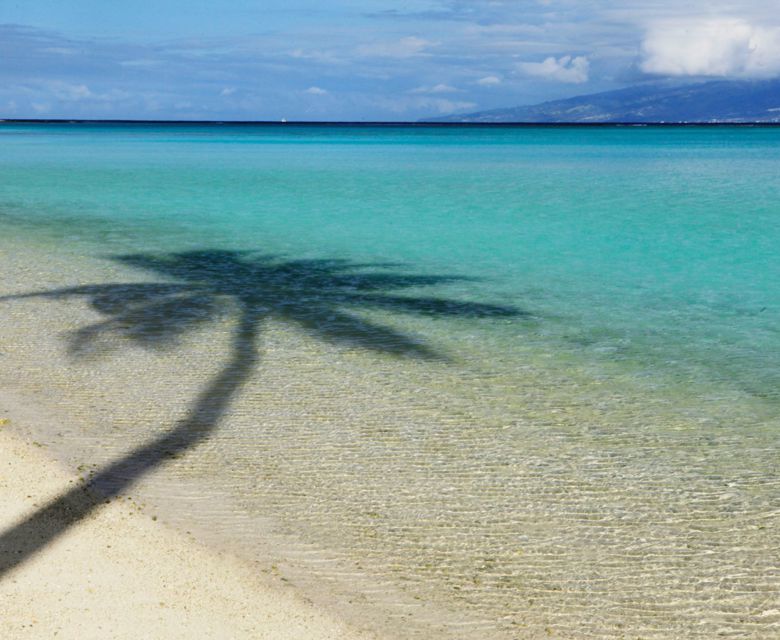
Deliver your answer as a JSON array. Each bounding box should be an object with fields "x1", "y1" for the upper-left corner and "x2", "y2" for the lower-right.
[
  {"x1": 2, "y1": 118, "x2": 780, "y2": 127},
  {"x1": 0, "y1": 118, "x2": 780, "y2": 127}
]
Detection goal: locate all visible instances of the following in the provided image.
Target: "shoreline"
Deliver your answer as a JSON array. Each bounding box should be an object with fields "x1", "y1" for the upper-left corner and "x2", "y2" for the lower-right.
[{"x1": 0, "y1": 398, "x2": 378, "y2": 640}]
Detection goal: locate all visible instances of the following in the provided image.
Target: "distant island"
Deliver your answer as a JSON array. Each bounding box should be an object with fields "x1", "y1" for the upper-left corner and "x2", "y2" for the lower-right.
[{"x1": 423, "y1": 78, "x2": 780, "y2": 124}]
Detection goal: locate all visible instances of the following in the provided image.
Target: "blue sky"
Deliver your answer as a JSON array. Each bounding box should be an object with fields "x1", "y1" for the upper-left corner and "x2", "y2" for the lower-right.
[{"x1": 2, "y1": 1, "x2": 779, "y2": 120}]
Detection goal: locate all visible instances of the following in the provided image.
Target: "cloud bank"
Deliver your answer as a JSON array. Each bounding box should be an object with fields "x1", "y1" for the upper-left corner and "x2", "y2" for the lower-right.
[{"x1": 641, "y1": 19, "x2": 780, "y2": 78}]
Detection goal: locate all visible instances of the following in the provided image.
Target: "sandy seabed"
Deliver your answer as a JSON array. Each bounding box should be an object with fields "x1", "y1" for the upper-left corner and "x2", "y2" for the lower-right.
[{"x1": 1, "y1": 235, "x2": 778, "y2": 640}]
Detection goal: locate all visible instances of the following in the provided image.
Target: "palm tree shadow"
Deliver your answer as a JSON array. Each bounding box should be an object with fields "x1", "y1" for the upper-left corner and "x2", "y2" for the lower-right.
[{"x1": 0, "y1": 250, "x2": 523, "y2": 578}]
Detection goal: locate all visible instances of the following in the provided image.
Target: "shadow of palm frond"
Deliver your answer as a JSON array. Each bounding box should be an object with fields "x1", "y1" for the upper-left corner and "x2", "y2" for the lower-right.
[{"x1": 0, "y1": 250, "x2": 522, "y2": 578}]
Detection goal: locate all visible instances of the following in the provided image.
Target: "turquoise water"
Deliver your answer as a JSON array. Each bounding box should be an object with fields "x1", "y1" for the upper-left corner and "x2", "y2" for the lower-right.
[
  {"x1": 1, "y1": 124, "x2": 778, "y2": 638},
  {"x1": 3, "y1": 124, "x2": 779, "y2": 399}
]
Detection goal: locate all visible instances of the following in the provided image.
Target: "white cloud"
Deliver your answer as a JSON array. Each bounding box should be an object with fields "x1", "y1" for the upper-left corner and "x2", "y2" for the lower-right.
[
  {"x1": 287, "y1": 48, "x2": 344, "y2": 65},
  {"x1": 305, "y1": 86, "x2": 328, "y2": 95},
  {"x1": 370, "y1": 95, "x2": 476, "y2": 115},
  {"x1": 410, "y1": 83, "x2": 459, "y2": 94},
  {"x1": 477, "y1": 75, "x2": 502, "y2": 86},
  {"x1": 47, "y1": 81, "x2": 93, "y2": 100},
  {"x1": 517, "y1": 55, "x2": 590, "y2": 83},
  {"x1": 641, "y1": 19, "x2": 780, "y2": 78},
  {"x1": 411, "y1": 97, "x2": 476, "y2": 114},
  {"x1": 40, "y1": 47, "x2": 78, "y2": 56},
  {"x1": 425, "y1": 98, "x2": 476, "y2": 114},
  {"x1": 220, "y1": 87, "x2": 236, "y2": 96},
  {"x1": 119, "y1": 59, "x2": 161, "y2": 68},
  {"x1": 357, "y1": 36, "x2": 433, "y2": 58}
]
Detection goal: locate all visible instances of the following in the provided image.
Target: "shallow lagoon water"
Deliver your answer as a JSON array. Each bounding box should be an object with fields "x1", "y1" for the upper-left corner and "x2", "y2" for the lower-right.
[{"x1": 0, "y1": 124, "x2": 778, "y2": 638}]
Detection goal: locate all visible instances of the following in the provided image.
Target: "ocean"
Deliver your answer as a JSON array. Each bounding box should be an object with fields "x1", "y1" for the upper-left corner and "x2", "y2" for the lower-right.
[{"x1": 0, "y1": 123, "x2": 778, "y2": 638}]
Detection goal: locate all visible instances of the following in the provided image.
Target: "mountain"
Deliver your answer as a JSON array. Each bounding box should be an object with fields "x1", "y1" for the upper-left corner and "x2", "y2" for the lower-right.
[{"x1": 424, "y1": 79, "x2": 780, "y2": 123}]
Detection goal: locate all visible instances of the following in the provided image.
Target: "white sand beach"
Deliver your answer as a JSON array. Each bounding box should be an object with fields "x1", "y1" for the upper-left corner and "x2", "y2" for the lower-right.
[{"x1": 0, "y1": 406, "x2": 376, "y2": 640}]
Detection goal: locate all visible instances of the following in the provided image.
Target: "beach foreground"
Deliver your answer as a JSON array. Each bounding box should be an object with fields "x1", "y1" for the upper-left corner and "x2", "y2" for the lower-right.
[{"x1": 0, "y1": 399, "x2": 374, "y2": 640}]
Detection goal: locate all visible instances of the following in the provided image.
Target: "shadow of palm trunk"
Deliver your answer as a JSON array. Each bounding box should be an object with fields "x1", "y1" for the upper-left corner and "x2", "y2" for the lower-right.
[{"x1": 0, "y1": 310, "x2": 260, "y2": 578}]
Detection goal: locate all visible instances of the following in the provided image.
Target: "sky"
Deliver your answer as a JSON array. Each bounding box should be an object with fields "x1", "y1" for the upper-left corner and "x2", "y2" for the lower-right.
[{"x1": 1, "y1": 1, "x2": 779, "y2": 120}]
